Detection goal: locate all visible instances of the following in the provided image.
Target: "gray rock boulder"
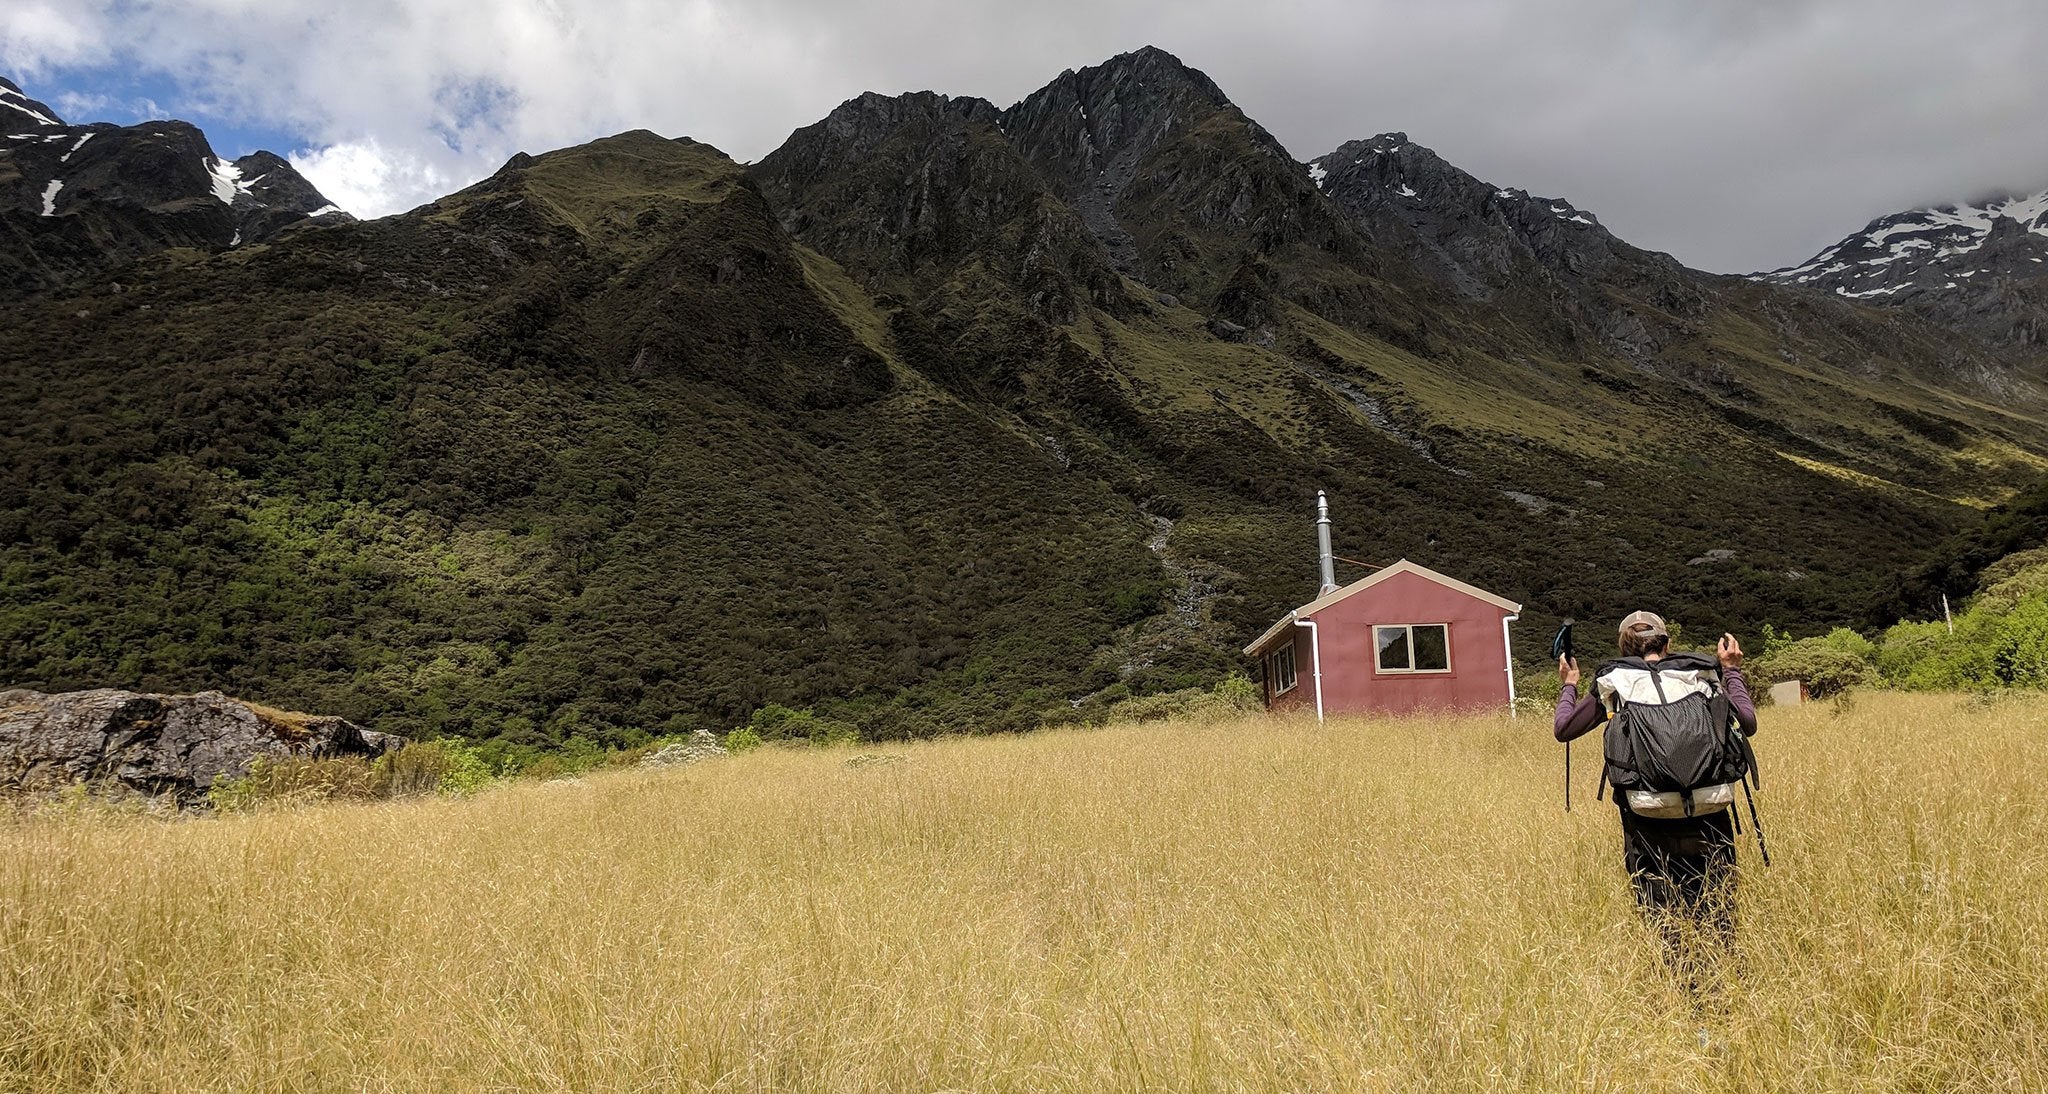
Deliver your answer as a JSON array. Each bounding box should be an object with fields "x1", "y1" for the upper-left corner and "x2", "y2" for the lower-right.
[{"x1": 0, "y1": 688, "x2": 402, "y2": 804}]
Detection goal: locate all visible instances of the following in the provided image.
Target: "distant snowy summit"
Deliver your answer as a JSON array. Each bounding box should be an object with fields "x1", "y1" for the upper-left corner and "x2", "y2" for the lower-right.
[
  {"x1": 0, "y1": 75, "x2": 347, "y2": 297},
  {"x1": 1755, "y1": 189, "x2": 2048, "y2": 348}
]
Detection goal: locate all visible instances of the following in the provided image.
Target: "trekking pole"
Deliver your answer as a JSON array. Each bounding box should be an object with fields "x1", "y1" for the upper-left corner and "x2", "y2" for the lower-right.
[
  {"x1": 1743, "y1": 780, "x2": 1771, "y2": 867},
  {"x1": 1551, "y1": 619, "x2": 1576, "y2": 814}
]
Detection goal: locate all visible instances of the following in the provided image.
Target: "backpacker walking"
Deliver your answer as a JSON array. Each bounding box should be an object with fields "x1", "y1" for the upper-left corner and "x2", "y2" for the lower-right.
[{"x1": 1553, "y1": 612, "x2": 1760, "y2": 980}]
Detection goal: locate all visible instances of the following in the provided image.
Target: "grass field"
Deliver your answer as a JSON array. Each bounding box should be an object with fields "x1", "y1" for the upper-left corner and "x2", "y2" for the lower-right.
[{"x1": 5, "y1": 691, "x2": 2047, "y2": 1091}]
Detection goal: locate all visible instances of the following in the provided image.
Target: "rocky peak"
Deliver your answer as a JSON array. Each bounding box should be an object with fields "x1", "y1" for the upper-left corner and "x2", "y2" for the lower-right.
[
  {"x1": 751, "y1": 91, "x2": 1004, "y2": 202},
  {"x1": 1310, "y1": 133, "x2": 1494, "y2": 215},
  {"x1": 1001, "y1": 45, "x2": 1236, "y2": 198},
  {"x1": 0, "y1": 77, "x2": 347, "y2": 297},
  {"x1": 999, "y1": 46, "x2": 1368, "y2": 302},
  {"x1": 1756, "y1": 187, "x2": 2048, "y2": 350},
  {"x1": 834, "y1": 90, "x2": 1000, "y2": 133},
  {"x1": 0, "y1": 75, "x2": 64, "y2": 127},
  {"x1": 1312, "y1": 131, "x2": 1685, "y2": 309},
  {"x1": 750, "y1": 85, "x2": 1120, "y2": 316}
]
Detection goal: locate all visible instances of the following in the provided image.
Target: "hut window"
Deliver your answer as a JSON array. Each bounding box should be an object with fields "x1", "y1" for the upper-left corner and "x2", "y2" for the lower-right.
[
  {"x1": 1374, "y1": 624, "x2": 1451, "y2": 673},
  {"x1": 1271, "y1": 644, "x2": 1298, "y2": 694}
]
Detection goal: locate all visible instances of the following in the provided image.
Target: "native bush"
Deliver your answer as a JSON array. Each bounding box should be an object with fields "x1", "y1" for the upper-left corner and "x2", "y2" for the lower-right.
[
  {"x1": 740, "y1": 704, "x2": 862, "y2": 747},
  {"x1": 1751, "y1": 628, "x2": 1878, "y2": 699},
  {"x1": 1102, "y1": 674, "x2": 1263, "y2": 724}
]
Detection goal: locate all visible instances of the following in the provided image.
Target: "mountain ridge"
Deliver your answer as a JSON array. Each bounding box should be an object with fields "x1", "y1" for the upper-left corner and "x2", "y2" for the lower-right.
[
  {"x1": 2, "y1": 48, "x2": 2044, "y2": 745},
  {"x1": 0, "y1": 75, "x2": 347, "y2": 297},
  {"x1": 1755, "y1": 187, "x2": 2048, "y2": 353}
]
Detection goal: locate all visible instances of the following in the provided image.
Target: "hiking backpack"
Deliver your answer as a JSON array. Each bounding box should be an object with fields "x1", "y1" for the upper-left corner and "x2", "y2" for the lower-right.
[{"x1": 1594, "y1": 652, "x2": 1758, "y2": 820}]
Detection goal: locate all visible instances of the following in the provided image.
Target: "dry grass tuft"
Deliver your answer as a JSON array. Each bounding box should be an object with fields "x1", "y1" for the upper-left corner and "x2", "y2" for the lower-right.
[{"x1": 4, "y1": 692, "x2": 2045, "y2": 1090}]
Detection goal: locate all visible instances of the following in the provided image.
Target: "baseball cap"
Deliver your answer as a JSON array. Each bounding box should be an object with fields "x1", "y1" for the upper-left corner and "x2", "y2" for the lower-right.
[{"x1": 1619, "y1": 610, "x2": 1668, "y2": 639}]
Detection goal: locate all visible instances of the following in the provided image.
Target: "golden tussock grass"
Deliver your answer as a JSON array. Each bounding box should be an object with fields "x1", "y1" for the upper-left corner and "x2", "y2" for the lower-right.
[{"x1": 3, "y1": 691, "x2": 2046, "y2": 1090}]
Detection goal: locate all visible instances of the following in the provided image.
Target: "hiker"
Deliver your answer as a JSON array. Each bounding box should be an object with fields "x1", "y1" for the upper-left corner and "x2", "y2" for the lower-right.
[{"x1": 1553, "y1": 612, "x2": 1758, "y2": 964}]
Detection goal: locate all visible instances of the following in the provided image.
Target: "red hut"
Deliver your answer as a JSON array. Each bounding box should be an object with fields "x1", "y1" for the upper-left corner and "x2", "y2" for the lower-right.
[{"x1": 1244, "y1": 495, "x2": 1522, "y2": 719}]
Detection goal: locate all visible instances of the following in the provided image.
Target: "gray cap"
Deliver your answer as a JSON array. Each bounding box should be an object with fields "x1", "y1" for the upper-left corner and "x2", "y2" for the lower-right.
[{"x1": 1619, "y1": 610, "x2": 1668, "y2": 639}]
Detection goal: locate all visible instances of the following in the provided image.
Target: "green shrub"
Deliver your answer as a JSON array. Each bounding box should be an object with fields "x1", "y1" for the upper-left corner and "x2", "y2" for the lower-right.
[
  {"x1": 724, "y1": 726, "x2": 764, "y2": 752},
  {"x1": 434, "y1": 741, "x2": 497, "y2": 795},
  {"x1": 373, "y1": 740, "x2": 496, "y2": 796},
  {"x1": 740, "y1": 703, "x2": 861, "y2": 746},
  {"x1": 1751, "y1": 627, "x2": 1878, "y2": 699},
  {"x1": 1103, "y1": 674, "x2": 1263, "y2": 725}
]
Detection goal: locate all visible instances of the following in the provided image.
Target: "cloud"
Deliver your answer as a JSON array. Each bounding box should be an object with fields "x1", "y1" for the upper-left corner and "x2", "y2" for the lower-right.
[
  {"x1": 0, "y1": 2, "x2": 108, "y2": 75},
  {"x1": 4, "y1": 0, "x2": 2046, "y2": 269},
  {"x1": 290, "y1": 138, "x2": 458, "y2": 219}
]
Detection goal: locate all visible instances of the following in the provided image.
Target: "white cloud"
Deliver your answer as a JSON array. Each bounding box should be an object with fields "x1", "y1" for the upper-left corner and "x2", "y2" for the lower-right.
[
  {"x1": 290, "y1": 138, "x2": 460, "y2": 219},
  {"x1": 4, "y1": 0, "x2": 2047, "y2": 271},
  {"x1": 0, "y1": 2, "x2": 108, "y2": 75}
]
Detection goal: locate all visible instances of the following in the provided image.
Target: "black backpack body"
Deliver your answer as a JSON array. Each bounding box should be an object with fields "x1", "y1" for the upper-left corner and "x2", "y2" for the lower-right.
[{"x1": 1595, "y1": 652, "x2": 1756, "y2": 817}]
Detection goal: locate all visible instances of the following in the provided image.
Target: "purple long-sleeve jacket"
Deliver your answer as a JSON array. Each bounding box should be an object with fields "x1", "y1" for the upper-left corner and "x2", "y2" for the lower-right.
[{"x1": 1554, "y1": 663, "x2": 1756, "y2": 742}]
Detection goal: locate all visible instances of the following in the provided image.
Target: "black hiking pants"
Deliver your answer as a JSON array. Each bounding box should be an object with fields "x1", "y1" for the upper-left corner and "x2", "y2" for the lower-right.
[{"x1": 1619, "y1": 806, "x2": 1737, "y2": 976}]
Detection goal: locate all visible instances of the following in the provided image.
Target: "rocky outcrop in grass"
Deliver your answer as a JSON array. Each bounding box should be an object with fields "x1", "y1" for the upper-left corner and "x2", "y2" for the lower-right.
[{"x1": 0, "y1": 688, "x2": 402, "y2": 805}]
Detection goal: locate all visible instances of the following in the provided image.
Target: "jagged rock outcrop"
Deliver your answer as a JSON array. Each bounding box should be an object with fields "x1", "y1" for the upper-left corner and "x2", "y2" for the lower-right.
[
  {"x1": 0, "y1": 75, "x2": 348, "y2": 297},
  {"x1": 1001, "y1": 46, "x2": 1382, "y2": 308},
  {"x1": 1310, "y1": 132, "x2": 1703, "y2": 354},
  {"x1": 0, "y1": 688, "x2": 404, "y2": 804},
  {"x1": 748, "y1": 89, "x2": 1125, "y2": 320}
]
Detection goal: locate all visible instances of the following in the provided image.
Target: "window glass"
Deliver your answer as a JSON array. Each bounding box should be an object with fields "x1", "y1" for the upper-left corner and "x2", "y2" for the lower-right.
[
  {"x1": 1273, "y1": 645, "x2": 1297, "y2": 692},
  {"x1": 1413, "y1": 624, "x2": 1449, "y2": 670},
  {"x1": 1376, "y1": 626, "x2": 1411, "y2": 671}
]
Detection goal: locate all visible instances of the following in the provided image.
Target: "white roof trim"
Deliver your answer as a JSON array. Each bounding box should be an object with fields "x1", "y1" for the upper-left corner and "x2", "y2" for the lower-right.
[{"x1": 1243, "y1": 559, "x2": 1522, "y2": 656}]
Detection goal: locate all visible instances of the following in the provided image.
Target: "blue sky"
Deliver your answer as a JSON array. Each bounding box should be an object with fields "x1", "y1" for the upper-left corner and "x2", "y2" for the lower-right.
[
  {"x1": 5, "y1": 0, "x2": 2047, "y2": 272},
  {"x1": 29, "y1": 65, "x2": 298, "y2": 159}
]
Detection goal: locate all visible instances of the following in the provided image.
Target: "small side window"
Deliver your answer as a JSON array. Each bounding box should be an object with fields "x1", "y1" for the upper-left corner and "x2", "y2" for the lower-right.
[{"x1": 1272, "y1": 644, "x2": 1298, "y2": 694}]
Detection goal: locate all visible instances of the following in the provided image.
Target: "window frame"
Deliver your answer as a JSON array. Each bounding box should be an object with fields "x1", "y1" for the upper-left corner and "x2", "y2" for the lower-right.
[
  {"x1": 1372, "y1": 623, "x2": 1453, "y2": 675},
  {"x1": 1270, "y1": 643, "x2": 1299, "y2": 695}
]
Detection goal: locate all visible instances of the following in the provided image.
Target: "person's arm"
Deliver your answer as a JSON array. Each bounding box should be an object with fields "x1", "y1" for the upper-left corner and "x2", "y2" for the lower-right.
[
  {"x1": 1552, "y1": 656, "x2": 1607, "y2": 742},
  {"x1": 1719, "y1": 633, "x2": 1759, "y2": 736}
]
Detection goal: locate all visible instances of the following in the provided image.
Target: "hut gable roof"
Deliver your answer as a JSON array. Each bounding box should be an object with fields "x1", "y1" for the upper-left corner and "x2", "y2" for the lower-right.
[{"x1": 1242, "y1": 559, "x2": 1523, "y2": 656}]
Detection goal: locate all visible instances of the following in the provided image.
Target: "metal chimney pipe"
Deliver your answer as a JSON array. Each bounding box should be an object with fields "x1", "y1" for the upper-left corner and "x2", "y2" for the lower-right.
[{"x1": 1316, "y1": 490, "x2": 1337, "y2": 595}]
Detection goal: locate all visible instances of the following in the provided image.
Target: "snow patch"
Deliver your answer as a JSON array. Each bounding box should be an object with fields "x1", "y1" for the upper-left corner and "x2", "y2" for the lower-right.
[
  {"x1": 1307, "y1": 161, "x2": 1327, "y2": 188},
  {"x1": 1837, "y1": 284, "x2": 1906, "y2": 298},
  {"x1": 59, "y1": 132, "x2": 92, "y2": 163},
  {"x1": 309, "y1": 204, "x2": 344, "y2": 217},
  {"x1": 40, "y1": 179, "x2": 63, "y2": 217},
  {"x1": 0, "y1": 94, "x2": 61, "y2": 127},
  {"x1": 1395, "y1": 183, "x2": 1417, "y2": 198},
  {"x1": 205, "y1": 157, "x2": 248, "y2": 205}
]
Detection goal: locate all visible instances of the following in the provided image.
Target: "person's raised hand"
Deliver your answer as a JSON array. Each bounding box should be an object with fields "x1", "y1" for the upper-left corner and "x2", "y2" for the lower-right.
[
  {"x1": 1718, "y1": 633, "x2": 1743, "y2": 669},
  {"x1": 1558, "y1": 654, "x2": 1580, "y2": 687}
]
